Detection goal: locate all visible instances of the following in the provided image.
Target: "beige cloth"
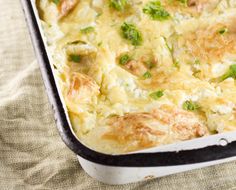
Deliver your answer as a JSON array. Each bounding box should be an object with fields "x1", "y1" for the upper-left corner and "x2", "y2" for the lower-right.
[{"x1": 1, "y1": 0, "x2": 236, "y2": 189}]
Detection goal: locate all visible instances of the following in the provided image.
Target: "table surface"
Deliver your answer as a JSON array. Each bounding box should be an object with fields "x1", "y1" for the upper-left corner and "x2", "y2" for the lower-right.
[{"x1": 0, "y1": 0, "x2": 236, "y2": 189}]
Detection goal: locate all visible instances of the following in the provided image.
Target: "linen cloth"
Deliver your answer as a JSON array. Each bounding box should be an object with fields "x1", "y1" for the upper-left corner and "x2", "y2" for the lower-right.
[{"x1": 1, "y1": 0, "x2": 236, "y2": 189}]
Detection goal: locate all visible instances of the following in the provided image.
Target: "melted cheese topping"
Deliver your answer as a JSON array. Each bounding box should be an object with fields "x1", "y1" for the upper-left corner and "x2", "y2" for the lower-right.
[{"x1": 37, "y1": 0, "x2": 236, "y2": 154}]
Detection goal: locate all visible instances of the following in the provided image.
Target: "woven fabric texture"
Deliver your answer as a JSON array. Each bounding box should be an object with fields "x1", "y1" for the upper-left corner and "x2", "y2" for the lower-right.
[{"x1": 0, "y1": 0, "x2": 236, "y2": 189}]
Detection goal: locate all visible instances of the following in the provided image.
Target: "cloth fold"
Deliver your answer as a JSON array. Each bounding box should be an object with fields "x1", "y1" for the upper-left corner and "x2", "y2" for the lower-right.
[{"x1": 0, "y1": 0, "x2": 236, "y2": 189}]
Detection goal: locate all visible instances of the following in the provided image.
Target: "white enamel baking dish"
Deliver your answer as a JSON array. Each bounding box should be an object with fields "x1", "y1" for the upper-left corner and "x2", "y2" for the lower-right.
[{"x1": 21, "y1": 0, "x2": 236, "y2": 184}]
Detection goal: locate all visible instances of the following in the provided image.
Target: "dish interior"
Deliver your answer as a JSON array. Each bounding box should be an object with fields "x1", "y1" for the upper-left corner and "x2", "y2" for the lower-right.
[{"x1": 36, "y1": 0, "x2": 236, "y2": 154}]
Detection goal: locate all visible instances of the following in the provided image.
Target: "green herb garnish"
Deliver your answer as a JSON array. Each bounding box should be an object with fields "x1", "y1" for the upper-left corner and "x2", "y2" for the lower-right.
[
  {"x1": 149, "y1": 90, "x2": 164, "y2": 100},
  {"x1": 192, "y1": 70, "x2": 201, "y2": 78},
  {"x1": 109, "y1": 0, "x2": 127, "y2": 11},
  {"x1": 119, "y1": 54, "x2": 131, "y2": 65},
  {"x1": 121, "y1": 22, "x2": 143, "y2": 46},
  {"x1": 52, "y1": 0, "x2": 60, "y2": 5},
  {"x1": 177, "y1": 0, "x2": 188, "y2": 6},
  {"x1": 173, "y1": 60, "x2": 180, "y2": 69},
  {"x1": 194, "y1": 59, "x2": 201, "y2": 65},
  {"x1": 143, "y1": 71, "x2": 152, "y2": 79},
  {"x1": 69, "y1": 54, "x2": 81, "y2": 63},
  {"x1": 211, "y1": 64, "x2": 236, "y2": 83},
  {"x1": 144, "y1": 60, "x2": 156, "y2": 69},
  {"x1": 80, "y1": 26, "x2": 95, "y2": 34},
  {"x1": 96, "y1": 13, "x2": 103, "y2": 17},
  {"x1": 143, "y1": 1, "x2": 170, "y2": 21},
  {"x1": 218, "y1": 27, "x2": 228, "y2": 35},
  {"x1": 183, "y1": 100, "x2": 199, "y2": 111},
  {"x1": 163, "y1": 37, "x2": 179, "y2": 68},
  {"x1": 98, "y1": 42, "x2": 103, "y2": 47},
  {"x1": 67, "y1": 40, "x2": 86, "y2": 45}
]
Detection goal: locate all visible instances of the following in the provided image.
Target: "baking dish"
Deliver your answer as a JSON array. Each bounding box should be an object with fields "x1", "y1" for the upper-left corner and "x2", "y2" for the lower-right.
[{"x1": 21, "y1": 0, "x2": 236, "y2": 184}]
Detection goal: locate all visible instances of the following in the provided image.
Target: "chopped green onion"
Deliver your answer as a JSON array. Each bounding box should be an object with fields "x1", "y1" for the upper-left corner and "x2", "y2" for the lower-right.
[
  {"x1": 52, "y1": 0, "x2": 60, "y2": 5},
  {"x1": 183, "y1": 100, "x2": 199, "y2": 111},
  {"x1": 67, "y1": 40, "x2": 86, "y2": 45},
  {"x1": 109, "y1": 0, "x2": 127, "y2": 11},
  {"x1": 163, "y1": 37, "x2": 179, "y2": 68},
  {"x1": 194, "y1": 59, "x2": 201, "y2": 65},
  {"x1": 96, "y1": 13, "x2": 102, "y2": 17},
  {"x1": 69, "y1": 54, "x2": 81, "y2": 63},
  {"x1": 144, "y1": 60, "x2": 156, "y2": 69},
  {"x1": 192, "y1": 70, "x2": 201, "y2": 78},
  {"x1": 177, "y1": 0, "x2": 188, "y2": 6},
  {"x1": 149, "y1": 90, "x2": 164, "y2": 100},
  {"x1": 211, "y1": 64, "x2": 236, "y2": 83},
  {"x1": 80, "y1": 26, "x2": 95, "y2": 34},
  {"x1": 173, "y1": 60, "x2": 180, "y2": 69},
  {"x1": 121, "y1": 22, "x2": 143, "y2": 46},
  {"x1": 119, "y1": 54, "x2": 131, "y2": 65},
  {"x1": 218, "y1": 27, "x2": 228, "y2": 35},
  {"x1": 97, "y1": 42, "x2": 103, "y2": 47},
  {"x1": 143, "y1": 71, "x2": 152, "y2": 79},
  {"x1": 143, "y1": 1, "x2": 170, "y2": 21}
]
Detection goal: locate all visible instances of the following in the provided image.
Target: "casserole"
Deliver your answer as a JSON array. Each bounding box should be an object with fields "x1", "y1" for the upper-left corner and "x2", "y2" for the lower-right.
[{"x1": 21, "y1": 0, "x2": 236, "y2": 184}]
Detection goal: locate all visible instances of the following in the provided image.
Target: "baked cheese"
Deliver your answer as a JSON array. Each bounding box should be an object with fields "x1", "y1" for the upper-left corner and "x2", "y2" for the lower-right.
[{"x1": 36, "y1": 0, "x2": 236, "y2": 154}]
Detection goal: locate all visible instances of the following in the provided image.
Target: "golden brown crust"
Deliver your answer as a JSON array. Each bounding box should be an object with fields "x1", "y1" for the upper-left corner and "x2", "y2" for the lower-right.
[
  {"x1": 172, "y1": 123, "x2": 206, "y2": 140},
  {"x1": 102, "y1": 105, "x2": 208, "y2": 152},
  {"x1": 164, "y1": 0, "x2": 219, "y2": 16},
  {"x1": 57, "y1": 0, "x2": 79, "y2": 19},
  {"x1": 187, "y1": 0, "x2": 211, "y2": 10},
  {"x1": 121, "y1": 60, "x2": 147, "y2": 76},
  {"x1": 154, "y1": 105, "x2": 208, "y2": 140},
  {"x1": 103, "y1": 113, "x2": 165, "y2": 152},
  {"x1": 184, "y1": 23, "x2": 236, "y2": 63},
  {"x1": 66, "y1": 73, "x2": 100, "y2": 106}
]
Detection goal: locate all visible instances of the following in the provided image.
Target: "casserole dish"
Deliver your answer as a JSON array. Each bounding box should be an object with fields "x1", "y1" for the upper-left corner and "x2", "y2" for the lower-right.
[{"x1": 21, "y1": 0, "x2": 236, "y2": 184}]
